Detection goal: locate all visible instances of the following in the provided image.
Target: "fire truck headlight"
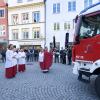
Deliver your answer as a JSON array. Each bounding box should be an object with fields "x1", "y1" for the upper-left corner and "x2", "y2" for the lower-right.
[
  {"x1": 93, "y1": 60, "x2": 100, "y2": 66},
  {"x1": 95, "y1": 63, "x2": 98, "y2": 66}
]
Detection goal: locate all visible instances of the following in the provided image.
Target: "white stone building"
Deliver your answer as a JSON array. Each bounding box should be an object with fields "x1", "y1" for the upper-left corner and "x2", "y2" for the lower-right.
[
  {"x1": 45, "y1": 0, "x2": 100, "y2": 50},
  {"x1": 8, "y1": 0, "x2": 45, "y2": 48}
]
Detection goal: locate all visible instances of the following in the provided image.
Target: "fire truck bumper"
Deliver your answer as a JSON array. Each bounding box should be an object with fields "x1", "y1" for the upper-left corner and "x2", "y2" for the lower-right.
[{"x1": 73, "y1": 61, "x2": 92, "y2": 75}]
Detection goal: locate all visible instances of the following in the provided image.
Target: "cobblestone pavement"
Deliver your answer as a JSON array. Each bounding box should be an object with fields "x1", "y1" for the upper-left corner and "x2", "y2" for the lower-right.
[{"x1": 0, "y1": 62, "x2": 99, "y2": 100}]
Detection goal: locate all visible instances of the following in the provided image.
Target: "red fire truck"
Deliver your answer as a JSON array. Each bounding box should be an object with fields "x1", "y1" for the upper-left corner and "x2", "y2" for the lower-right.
[{"x1": 72, "y1": 2, "x2": 100, "y2": 96}]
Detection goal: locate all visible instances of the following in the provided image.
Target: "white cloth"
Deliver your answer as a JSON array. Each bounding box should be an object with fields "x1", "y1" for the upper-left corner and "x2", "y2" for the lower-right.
[
  {"x1": 5, "y1": 49, "x2": 13, "y2": 68},
  {"x1": 39, "y1": 52, "x2": 44, "y2": 62},
  {"x1": 73, "y1": 62, "x2": 79, "y2": 75},
  {"x1": 18, "y1": 52, "x2": 26, "y2": 64},
  {"x1": 12, "y1": 52, "x2": 18, "y2": 66}
]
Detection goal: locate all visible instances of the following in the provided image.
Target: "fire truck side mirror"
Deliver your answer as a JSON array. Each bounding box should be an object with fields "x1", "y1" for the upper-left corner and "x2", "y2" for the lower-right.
[{"x1": 75, "y1": 15, "x2": 78, "y2": 23}]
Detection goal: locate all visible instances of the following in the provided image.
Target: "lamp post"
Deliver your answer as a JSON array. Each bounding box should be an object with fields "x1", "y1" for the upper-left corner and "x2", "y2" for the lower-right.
[
  {"x1": 65, "y1": 33, "x2": 69, "y2": 49},
  {"x1": 5, "y1": 0, "x2": 9, "y2": 46},
  {"x1": 53, "y1": 35, "x2": 56, "y2": 49}
]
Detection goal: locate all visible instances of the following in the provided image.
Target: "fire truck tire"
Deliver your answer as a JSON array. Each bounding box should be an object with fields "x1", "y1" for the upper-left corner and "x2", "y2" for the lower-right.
[{"x1": 95, "y1": 75, "x2": 100, "y2": 97}]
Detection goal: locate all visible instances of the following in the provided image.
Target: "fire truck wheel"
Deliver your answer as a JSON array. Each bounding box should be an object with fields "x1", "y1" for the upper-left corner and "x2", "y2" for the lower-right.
[{"x1": 95, "y1": 75, "x2": 100, "y2": 97}]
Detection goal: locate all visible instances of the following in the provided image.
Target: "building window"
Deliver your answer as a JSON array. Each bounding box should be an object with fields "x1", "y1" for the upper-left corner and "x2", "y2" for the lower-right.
[
  {"x1": 64, "y1": 22, "x2": 70, "y2": 30},
  {"x1": 22, "y1": 13, "x2": 29, "y2": 24},
  {"x1": 54, "y1": 23, "x2": 60, "y2": 31},
  {"x1": 0, "y1": 9, "x2": 5, "y2": 18},
  {"x1": 84, "y1": 0, "x2": 92, "y2": 8},
  {"x1": 32, "y1": 28, "x2": 40, "y2": 39},
  {"x1": 0, "y1": 25, "x2": 6, "y2": 36},
  {"x1": 68, "y1": 1, "x2": 76, "y2": 11},
  {"x1": 12, "y1": 14, "x2": 19, "y2": 25},
  {"x1": 54, "y1": 23, "x2": 56, "y2": 30},
  {"x1": 22, "y1": 28, "x2": 29, "y2": 39},
  {"x1": 17, "y1": 0, "x2": 23, "y2": 3},
  {"x1": 50, "y1": 42, "x2": 60, "y2": 50},
  {"x1": 53, "y1": 3, "x2": 60, "y2": 14},
  {"x1": 32, "y1": 11, "x2": 40, "y2": 23},
  {"x1": 12, "y1": 29, "x2": 18, "y2": 40},
  {"x1": 27, "y1": 0, "x2": 33, "y2": 1}
]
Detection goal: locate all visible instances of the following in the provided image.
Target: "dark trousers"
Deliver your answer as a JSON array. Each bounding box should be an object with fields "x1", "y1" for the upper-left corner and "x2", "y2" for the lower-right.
[
  {"x1": 34, "y1": 55, "x2": 38, "y2": 61},
  {"x1": 29, "y1": 54, "x2": 33, "y2": 62},
  {"x1": 60, "y1": 56, "x2": 63, "y2": 63},
  {"x1": 63, "y1": 56, "x2": 66, "y2": 64},
  {"x1": 26, "y1": 55, "x2": 30, "y2": 62},
  {"x1": 55, "y1": 56, "x2": 59, "y2": 63},
  {"x1": 2, "y1": 56, "x2": 6, "y2": 62},
  {"x1": 68, "y1": 56, "x2": 72, "y2": 65}
]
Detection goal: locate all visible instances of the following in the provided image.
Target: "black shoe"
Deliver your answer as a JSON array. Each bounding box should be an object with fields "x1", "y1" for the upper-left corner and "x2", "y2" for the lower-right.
[
  {"x1": 78, "y1": 77, "x2": 90, "y2": 83},
  {"x1": 78, "y1": 76, "x2": 82, "y2": 81}
]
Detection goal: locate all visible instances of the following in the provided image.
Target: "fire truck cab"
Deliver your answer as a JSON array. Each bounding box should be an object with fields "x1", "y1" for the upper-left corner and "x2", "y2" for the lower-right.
[{"x1": 72, "y1": 2, "x2": 100, "y2": 97}]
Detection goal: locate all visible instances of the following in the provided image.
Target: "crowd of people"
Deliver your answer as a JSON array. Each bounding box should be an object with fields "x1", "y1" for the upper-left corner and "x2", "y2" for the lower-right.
[
  {"x1": 0, "y1": 46, "x2": 72, "y2": 65},
  {"x1": 53, "y1": 46, "x2": 72, "y2": 65},
  {"x1": 0, "y1": 44, "x2": 72, "y2": 79},
  {"x1": 0, "y1": 47, "x2": 39, "y2": 63}
]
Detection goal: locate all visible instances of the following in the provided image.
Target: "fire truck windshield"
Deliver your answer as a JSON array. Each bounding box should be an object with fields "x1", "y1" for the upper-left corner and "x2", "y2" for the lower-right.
[{"x1": 79, "y1": 14, "x2": 100, "y2": 39}]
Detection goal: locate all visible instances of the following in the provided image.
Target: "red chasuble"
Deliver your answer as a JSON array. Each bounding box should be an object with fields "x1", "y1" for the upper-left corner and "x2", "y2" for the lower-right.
[{"x1": 39, "y1": 51, "x2": 53, "y2": 72}]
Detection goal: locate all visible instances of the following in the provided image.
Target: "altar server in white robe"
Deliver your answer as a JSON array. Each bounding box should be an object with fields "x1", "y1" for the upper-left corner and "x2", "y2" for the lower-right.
[
  {"x1": 12, "y1": 47, "x2": 18, "y2": 76},
  {"x1": 5, "y1": 44, "x2": 14, "y2": 78},
  {"x1": 39, "y1": 47, "x2": 44, "y2": 71},
  {"x1": 18, "y1": 48, "x2": 26, "y2": 72}
]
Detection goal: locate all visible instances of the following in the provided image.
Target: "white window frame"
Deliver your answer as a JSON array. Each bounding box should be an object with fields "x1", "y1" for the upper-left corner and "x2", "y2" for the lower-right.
[
  {"x1": 12, "y1": 29, "x2": 19, "y2": 40},
  {"x1": 17, "y1": 0, "x2": 23, "y2": 3},
  {"x1": 32, "y1": 27, "x2": 40, "y2": 39},
  {"x1": 68, "y1": 1, "x2": 76, "y2": 12},
  {"x1": 27, "y1": 0, "x2": 33, "y2": 1},
  {"x1": 0, "y1": 8, "x2": 5, "y2": 19},
  {"x1": 64, "y1": 21, "x2": 71, "y2": 30},
  {"x1": 84, "y1": 0, "x2": 92, "y2": 8},
  {"x1": 54, "y1": 23, "x2": 60, "y2": 31},
  {"x1": 32, "y1": 11, "x2": 40, "y2": 23},
  {"x1": 12, "y1": 14, "x2": 19, "y2": 25},
  {"x1": 22, "y1": 13, "x2": 29, "y2": 24},
  {"x1": 53, "y1": 3, "x2": 60, "y2": 14},
  {"x1": 22, "y1": 28, "x2": 29, "y2": 39}
]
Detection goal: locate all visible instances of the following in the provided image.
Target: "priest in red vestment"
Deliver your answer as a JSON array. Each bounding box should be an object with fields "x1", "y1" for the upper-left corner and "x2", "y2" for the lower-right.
[{"x1": 39, "y1": 47, "x2": 53, "y2": 73}]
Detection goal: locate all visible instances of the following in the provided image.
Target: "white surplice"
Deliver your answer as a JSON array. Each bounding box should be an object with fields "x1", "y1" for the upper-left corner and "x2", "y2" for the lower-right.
[
  {"x1": 18, "y1": 51, "x2": 26, "y2": 64},
  {"x1": 5, "y1": 49, "x2": 13, "y2": 68},
  {"x1": 39, "y1": 52, "x2": 44, "y2": 62},
  {"x1": 12, "y1": 52, "x2": 18, "y2": 66}
]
